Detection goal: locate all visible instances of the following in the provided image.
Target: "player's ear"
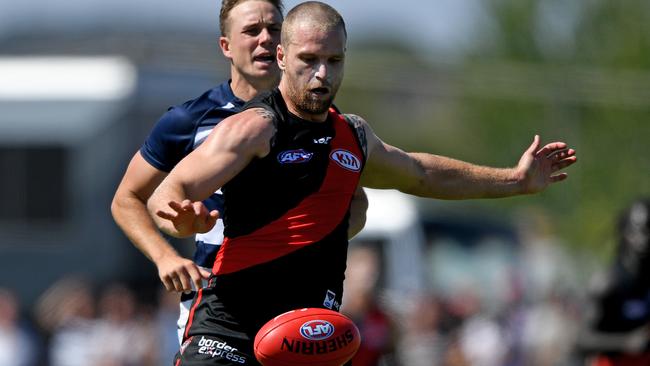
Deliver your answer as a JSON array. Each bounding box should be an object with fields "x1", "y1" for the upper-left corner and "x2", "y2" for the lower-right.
[
  {"x1": 219, "y1": 36, "x2": 232, "y2": 60},
  {"x1": 277, "y1": 44, "x2": 286, "y2": 71}
]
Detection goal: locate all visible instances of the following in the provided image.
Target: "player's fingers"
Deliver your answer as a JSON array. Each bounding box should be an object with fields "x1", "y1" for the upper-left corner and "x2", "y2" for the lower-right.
[
  {"x1": 186, "y1": 265, "x2": 205, "y2": 291},
  {"x1": 199, "y1": 268, "x2": 212, "y2": 279},
  {"x1": 552, "y1": 156, "x2": 577, "y2": 171},
  {"x1": 525, "y1": 135, "x2": 541, "y2": 155},
  {"x1": 547, "y1": 147, "x2": 575, "y2": 160},
  {"x1": 170, "y1": 275, "x2": 184, "y2": 292},
  {"x1": 156, "y1": 210, "x2": 177, "y2": 220},
  {"x1": 177, "y1": 269, "x2": 193, "y2": 293},
  {"x1": 559, "y1": 148, "x2": 576, "y2": 158},
  {"x1": 205, "y1": 211, "x2": 218, "y2": 228},
  {"x1": 537, "y1": 142, "x2": 568, "y2": 157},
  {"x1": 168, "y1": 200, "x2": 184, "y2": 212},
  {"x1": 193, "y1": 201, "x2": 206, "y2": 217},
  {"x1": 181, "y1": 199, "x2": 193, "y2": 211},
  {"x1": 194, "y1": 209, "x2": 219, "y2": 233},
  {"x1": 549, "y1": 173, "x2": 568, "y2": 183},
  {"x1": 160, "y1": 275, "x2": 175, "y2": 292}
]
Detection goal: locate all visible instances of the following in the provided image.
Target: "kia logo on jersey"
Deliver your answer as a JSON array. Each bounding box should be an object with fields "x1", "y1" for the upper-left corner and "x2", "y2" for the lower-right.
[
  {"x1": 330, "y1": 149, "x2": 361, "y2": 172},
  {"x1": 278, "y1": 149, "x2": 314, "y2": 164}
]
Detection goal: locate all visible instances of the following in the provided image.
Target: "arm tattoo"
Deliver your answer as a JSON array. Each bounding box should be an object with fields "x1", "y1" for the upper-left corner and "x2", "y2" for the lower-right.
[
  {"x1": 254, "y1": 108, "x2": 276, "y2": 122},
  {"x1": 344, "y1": 114, "x2": 368, "y2": 158},
  {"x1": 253, "y1": 107, "x2": 278, "y2": 147}
]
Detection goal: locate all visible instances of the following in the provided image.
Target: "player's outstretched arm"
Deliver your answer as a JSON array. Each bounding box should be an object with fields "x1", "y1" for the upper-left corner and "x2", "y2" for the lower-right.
[
  {"x1": 148, "y1": 108, "x2": 276, "y2": 237},
  {"x1": 349, "y1": 114, "x2": 577, "y2": 199},
  {"x1": 111, "y1": 153, "x2": 211, "y2": 292}
]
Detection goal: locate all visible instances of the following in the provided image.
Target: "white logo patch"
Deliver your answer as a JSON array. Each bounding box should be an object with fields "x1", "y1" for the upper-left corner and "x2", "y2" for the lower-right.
[
  {"x1": 313, "y1": 136, "x2": 333, "y2": 144},
  {"x1": 196, "y1": 337, "x2": 246, "y2": 364},
  {"x1": 330, "y1": 149, "x2": 361, "y2": 172}
]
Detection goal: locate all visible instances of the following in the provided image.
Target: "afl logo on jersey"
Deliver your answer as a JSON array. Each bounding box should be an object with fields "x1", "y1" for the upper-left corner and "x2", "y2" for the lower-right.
[
  {"x1": 330, "y1": 149, "x2": 361, "y2": 172},
  {"x1": 278, "y1": 149, "x2": 314, "y2": 164}
]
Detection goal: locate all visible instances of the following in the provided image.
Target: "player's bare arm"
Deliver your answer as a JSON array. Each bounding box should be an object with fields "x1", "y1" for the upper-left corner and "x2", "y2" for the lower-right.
[
  {"x1": 347, "y1": 186, "x2": 368, "y2": 239},
  {"x1": 111, "y1": 153, "x2": 212, "y2": 293},
  {"x1": 347, "y1": 114, "x2": 577, "y2": 199},
  {"x1": 148, "y1": 108, "x2": 277, "y2": 237}
]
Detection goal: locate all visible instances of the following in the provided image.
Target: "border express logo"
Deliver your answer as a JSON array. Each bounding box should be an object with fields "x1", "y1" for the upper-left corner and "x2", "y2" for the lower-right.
[
  {"x1": 330, "y1": 149, "x2": 361, "y2": 172},
  {"x1": 278, "y1": 149, "x2": 314, "y2": 164},
  {"x1": 299, "y1": 320, "x2": 335, "y2": 341}
]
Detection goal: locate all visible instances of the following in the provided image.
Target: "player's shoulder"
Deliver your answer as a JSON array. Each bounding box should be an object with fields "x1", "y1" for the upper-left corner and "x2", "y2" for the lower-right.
[
  {"x1": 223, "y1": 107, "x2": 277, "y2": 135},
  {"x1": 341, "y1": 113, "x2": 369, "y2": 128},
  {"x1": 176, "y1": 81, "x2": 244, "y2": 121},
  {"x1": 208, "y1": 108, "x2": 276, "y2": 158},
  {"x1": 341, "y1": 113, "x2": 372, "y2": 157},
  {"x1": 155, "y1": 82, "x2": 244, "y2": 133},
  {"x1": 242, "y1": 88, "x2": 281, "y2": 118}
]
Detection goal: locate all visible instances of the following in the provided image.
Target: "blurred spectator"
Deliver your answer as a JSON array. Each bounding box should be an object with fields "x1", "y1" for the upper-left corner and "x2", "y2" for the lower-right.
[
  {"x1": 342, "y1": 244, "x2": 396, "y2": 366},
  {"x1": 519, "y1": 293, "x2": 577, "y2": 366},
  {"x1": 452, "y1": 289, "x2": 506, "y2": 366},
  {"x1": 512, "y1": 207, "x2": 582, "y2": 365},
  {"x1": 0, "y1": 288, "x2": 37, "y2": 366},
  {"x1": 93, "y1": 283, "x2": 157, "y2": 366},
  {"x1": 577, "y1": 198, "x2": 650, "y2": 366},
  {"x1": 34, "y1": 278, "x2": 159, "y2": 366},
  {"x1": 397, "y1": 293, "x2": 445, "y2": 366},
  {"x1": 155, "y1": 288, "x2": 182, "y2": 364},
  {"x1": 34, "y1": 277, "x2": 97, "y2": 366}
]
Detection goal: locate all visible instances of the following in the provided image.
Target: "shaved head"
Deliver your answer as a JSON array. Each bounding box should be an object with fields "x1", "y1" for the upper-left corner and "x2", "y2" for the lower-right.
[{"x1": 281, "y1": 1, "x2": 347, "y2": 49}]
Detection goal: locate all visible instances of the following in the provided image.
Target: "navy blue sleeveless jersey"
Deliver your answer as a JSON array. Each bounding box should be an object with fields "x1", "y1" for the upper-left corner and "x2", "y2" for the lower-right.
[{"x1": 140, "y1": 81, "x2": 245, "y2": 268}]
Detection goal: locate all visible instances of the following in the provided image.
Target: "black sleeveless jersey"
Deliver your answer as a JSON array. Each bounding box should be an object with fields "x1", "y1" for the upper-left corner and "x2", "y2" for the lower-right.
[
  {"x1": 212, "y1": 88, "x2": 366, "y2": 277},
  {"x1": 203, "y1": 88, "x2": 365, "y2": 334}
]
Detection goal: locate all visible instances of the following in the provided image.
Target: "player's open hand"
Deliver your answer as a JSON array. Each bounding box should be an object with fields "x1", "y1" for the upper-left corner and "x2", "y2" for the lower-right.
[
  {"x1": 155, "y1": 199, "x2": 219, "y2": 237},
  {"x1": 156, "y1": 253, "x2": 212, "y2": 293},
  {"x1": 516, "y1": 135, "x2": 577, "y2": 194}
]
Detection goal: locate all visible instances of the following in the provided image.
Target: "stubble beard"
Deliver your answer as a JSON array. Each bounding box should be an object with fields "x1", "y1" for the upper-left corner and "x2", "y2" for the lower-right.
[{"x1": 287, "y1": 80, "x2": 335, "y2": 116}]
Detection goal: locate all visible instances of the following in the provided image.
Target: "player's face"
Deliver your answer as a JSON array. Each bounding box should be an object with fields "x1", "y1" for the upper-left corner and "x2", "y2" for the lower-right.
[
  {"x1": 221, "y1": 1, "x2": 282, "y2": 86},
  {"x1": 279, "y1": 22, "x2": 346, "y2": 121}
]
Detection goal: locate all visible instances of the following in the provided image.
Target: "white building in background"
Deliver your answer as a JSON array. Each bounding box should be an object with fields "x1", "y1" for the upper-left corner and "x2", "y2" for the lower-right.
[{"x1": 0, "y1": 56, "x2": 138, "y2": 303}]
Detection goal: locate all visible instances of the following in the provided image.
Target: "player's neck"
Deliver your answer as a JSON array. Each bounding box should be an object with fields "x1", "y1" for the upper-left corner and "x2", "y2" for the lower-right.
[{"x1": 230, "y1": 72, "x2": 277, "y2": 102}]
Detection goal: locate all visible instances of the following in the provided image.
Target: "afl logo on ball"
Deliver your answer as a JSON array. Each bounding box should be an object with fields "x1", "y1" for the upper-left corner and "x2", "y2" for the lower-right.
[
  {"x1": 300, "y1": 320, "x2": 335, "y2": 341},
  {"x1": 330, "y1": 149, "x2": 361, "y2": 172}
]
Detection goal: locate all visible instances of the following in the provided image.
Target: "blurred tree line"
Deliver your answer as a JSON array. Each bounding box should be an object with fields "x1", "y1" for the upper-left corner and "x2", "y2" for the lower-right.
[{"x1": 336, "y1": 0, "x2": 650, "y2": 259}]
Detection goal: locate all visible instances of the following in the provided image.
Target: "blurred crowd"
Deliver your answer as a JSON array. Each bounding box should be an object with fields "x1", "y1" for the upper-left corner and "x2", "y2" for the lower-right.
[
  {"x1": 1, "y1": 199, "x2": 648, "y2": 366},
  {"x1": 0, "y1": 279, "x2": 180, "y2": 366},
  {"x1": 341, "y1": 239, "x2": 584, "y2": 366},
  {"x1": 0, "y1": 243, "x2": 585, "y2": 366}
]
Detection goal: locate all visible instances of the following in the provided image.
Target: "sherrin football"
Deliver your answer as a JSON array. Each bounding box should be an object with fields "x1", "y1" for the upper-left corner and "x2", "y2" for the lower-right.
[{"x1": 254, "y1": 308, "x2": 361, "y2": 366}]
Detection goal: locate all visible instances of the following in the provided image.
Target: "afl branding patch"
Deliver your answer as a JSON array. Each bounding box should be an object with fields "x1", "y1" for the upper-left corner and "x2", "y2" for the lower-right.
[
  {"x1": 330, "y1": 149, "x2": 361, "y2": 172},
  {"x1": 278, "y1": 149, "x2": 314, "y2": 164},
  {"x1": 300, "y1": 320, "x2": 335, "y2": 341}
]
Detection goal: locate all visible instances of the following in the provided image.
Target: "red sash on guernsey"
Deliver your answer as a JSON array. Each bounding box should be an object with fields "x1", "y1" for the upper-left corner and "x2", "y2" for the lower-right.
[{"x1": 212, "y1": 108, "x2": 363, "y2": 275}]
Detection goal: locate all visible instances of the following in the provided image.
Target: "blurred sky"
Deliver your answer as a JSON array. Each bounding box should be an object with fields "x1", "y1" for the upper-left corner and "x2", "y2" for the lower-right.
[{"x1": 0, "y1": 0, "x2": 489, "y2": 58}]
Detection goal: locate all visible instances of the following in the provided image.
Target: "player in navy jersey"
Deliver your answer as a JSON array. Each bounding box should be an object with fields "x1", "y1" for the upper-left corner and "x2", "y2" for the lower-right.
[
  {"x1": 111, "y1": 0, "x2": 369, "y2": 344},
  {"x1": 147, "y1": 2, "x2": 578, "y2": 365}
]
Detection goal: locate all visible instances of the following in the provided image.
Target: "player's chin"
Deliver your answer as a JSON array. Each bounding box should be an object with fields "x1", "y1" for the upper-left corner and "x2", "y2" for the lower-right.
[
  {"x1": 253, "y1": 59, "x2": 278, "y2": 72},
  {"x1": 250, "y1": 67, "x2": 280, "y2": 82}
]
